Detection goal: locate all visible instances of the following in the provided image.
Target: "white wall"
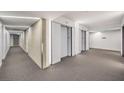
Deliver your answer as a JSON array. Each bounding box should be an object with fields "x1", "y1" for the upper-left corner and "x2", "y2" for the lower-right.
[
  {"x1": 0, "y1": 22, "x2": 10, "y2": 67},
  {"x1": 0, "y1": 21, "x2": 2, "y2": 66},
  {"x1": 51, "y1": 22, "x2": 61, "y2": 64},
  {"x1": 90, "y1": 30, "x2": 121, "y2": 51},
  {"x1": 25, "y1": 29, "x2": 29, "y2": 53},
  {"x1": 2, "y1": 26, "x2": 10, "y2": 60},
  {"x1": 25, "y1": 20, "x2": 42, "y2": 68},
  {"x1": 45, "y1": 19, "x2": 52, "y2": 67},
  {"x1": 20, "y1": 31, "x2": 26, "y2": 51},
  {"x1": 75, "y1": 23, "x2": 82, "y2": 54},
  {"x1": 10, "y1": 34, "x2": 14, "y2": 46}
]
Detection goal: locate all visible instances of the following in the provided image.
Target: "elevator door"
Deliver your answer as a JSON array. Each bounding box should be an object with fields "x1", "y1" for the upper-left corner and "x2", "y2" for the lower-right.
[
  {"x1": 81, "y1": 30, "x2": 86, "y2": 52},
  {"x1": 67, "y1": 27, "x2": 72, "y2": 56},
  {"x1": 61, "y1": 26, "x2": 68, "y2": 58},
  {"x1": 61, "y1": 26, "x2": 72, "y2": 58}
]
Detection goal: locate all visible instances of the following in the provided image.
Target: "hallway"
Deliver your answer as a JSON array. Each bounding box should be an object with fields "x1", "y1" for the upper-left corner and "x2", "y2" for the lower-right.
[
  {"x1": 0, "y1": 47, "x2": 124, "y2": 81},
  {"x1": 0, "y1": 47, "x2": 42, "y2": 80}
]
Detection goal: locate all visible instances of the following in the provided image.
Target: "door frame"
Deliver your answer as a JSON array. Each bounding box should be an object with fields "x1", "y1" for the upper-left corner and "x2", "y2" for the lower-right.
[{"x1": 61, "y1": 25, "x2": 73, "y2": 58}]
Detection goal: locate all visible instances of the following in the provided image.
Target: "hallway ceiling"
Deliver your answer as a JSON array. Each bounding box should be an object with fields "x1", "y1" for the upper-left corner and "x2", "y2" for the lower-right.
[
  {"x1": 0, "y1": 16, "x2": 40, "y2": 31},
  {"x1": 0, "y1": 11, "x2": 67, "y2": 19},
  {"x1": 64, "y1": 11, "x2": 124, "y2": 31},
  {"x1": 0, "y1": 16, "x2": 40, "y2": 26},
  {"x1": 0, "y1": 11, "x2": 123, "y2": 31},
  {"x1": 0, "y1": 11, "x2": 66, "y2": 31}
]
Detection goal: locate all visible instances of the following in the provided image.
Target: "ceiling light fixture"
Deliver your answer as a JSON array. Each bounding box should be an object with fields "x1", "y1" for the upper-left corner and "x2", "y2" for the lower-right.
[
  {"x1": 95, "y1": 32, "x2": 102, "y2": 36},
  {"x1": 0, "y1": 16, "x2": 40, "y2": 20},
  {"x1": 5, "y1": 25, "x2": 29, "y2": 28}
]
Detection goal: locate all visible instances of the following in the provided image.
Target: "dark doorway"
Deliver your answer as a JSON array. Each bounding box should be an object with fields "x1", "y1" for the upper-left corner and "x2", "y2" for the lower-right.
[{"x1": 13, "y1": 34, "x2": 19, "y2": 46}]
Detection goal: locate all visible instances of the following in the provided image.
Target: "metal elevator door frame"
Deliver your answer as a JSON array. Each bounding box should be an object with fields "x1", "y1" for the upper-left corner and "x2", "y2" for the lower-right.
[
  {"x1": 61, "y1": 25, "x2": 73, "y2": 58},
  {"x1": 81, "y1": 30, "x2": 87, "y2": 52}
]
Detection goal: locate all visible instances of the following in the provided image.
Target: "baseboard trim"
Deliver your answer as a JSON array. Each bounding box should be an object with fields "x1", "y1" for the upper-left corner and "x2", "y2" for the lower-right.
[
  {"x1": 19, "y1": 46, "x2": 28, "y2": 54},
  {"x1": 90, "y1": 48, "x2": 120, "y2": 52},
  {"x1": 42, "y1": 64, "x2": 51, "y2": 69},
  {"x1": 52, "y1": 59, "x2": 61, "y2": 65}
]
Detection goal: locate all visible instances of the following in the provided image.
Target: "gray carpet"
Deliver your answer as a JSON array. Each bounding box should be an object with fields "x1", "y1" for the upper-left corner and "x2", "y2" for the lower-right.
[{"x1": 0, "y1": 47, "x2": 124, "y2": 81}]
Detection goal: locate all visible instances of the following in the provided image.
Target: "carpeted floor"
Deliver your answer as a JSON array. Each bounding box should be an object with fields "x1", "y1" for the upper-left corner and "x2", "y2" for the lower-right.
[{"x1": 0, "y1": 47, "x2": 124, "y2": 81}]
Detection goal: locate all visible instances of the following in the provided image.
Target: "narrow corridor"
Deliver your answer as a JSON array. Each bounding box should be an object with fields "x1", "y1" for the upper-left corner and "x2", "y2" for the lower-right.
[{"x1": 0, "y1": 47, "x2": 42, "y2": 80}]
